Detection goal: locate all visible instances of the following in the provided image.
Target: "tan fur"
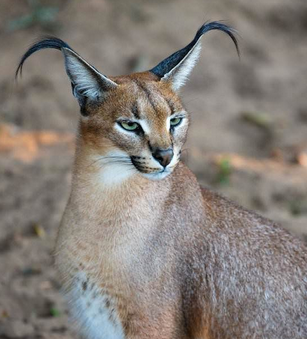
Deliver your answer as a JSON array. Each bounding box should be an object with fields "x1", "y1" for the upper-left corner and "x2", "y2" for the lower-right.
[
  {"x1": 13, "y1": 25, "x2": 304, "y2": 339},
  {"x1": 53, "y1": 70, "x2": 307, "y2": 339}
]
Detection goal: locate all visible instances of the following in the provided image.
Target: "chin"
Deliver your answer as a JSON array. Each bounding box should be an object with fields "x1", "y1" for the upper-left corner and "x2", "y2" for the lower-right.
[{"x1": 142, "y1": 169, "x2": 172, "y2": 181}]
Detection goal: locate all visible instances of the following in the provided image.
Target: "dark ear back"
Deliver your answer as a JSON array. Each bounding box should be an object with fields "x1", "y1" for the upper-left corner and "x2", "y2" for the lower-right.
[
  {"x1": 150, "y1": 21, "x2": 239, "y2": 91},
  {"x1": 16, "y1": 37, "x2": 117, "y2": 114}
]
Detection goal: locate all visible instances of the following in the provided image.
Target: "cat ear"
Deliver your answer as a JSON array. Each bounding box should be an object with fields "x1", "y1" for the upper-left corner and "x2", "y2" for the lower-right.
[
  {"x1": 16, "y1": 37, "x2": 117, "y2": 113},
  {"x1": 62, "y1": 47, "x2": 117, "y2": 104},
  {"x1": 150, "y1": 21, "x2": 239, "y2": 91}
]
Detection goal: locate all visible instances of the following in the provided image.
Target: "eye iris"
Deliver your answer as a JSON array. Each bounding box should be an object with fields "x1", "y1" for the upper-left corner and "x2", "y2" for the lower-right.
[
  {"x1": 121, "y1": 121, "x2": 138, "y2": 130},
  {"x1": 170, "y1": 117, "x2": 182, "y2": 126}
]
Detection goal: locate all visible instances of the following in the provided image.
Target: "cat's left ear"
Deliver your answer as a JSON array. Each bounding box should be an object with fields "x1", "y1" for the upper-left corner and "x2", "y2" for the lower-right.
[{"x1": 150, "y1": 21, "x2": 239, "y2": 91}]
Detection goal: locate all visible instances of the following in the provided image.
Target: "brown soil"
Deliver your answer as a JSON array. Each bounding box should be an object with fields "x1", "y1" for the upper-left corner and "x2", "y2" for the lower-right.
[{"x1": 1, "y1": 0, "x2": 307, "y2": 338}]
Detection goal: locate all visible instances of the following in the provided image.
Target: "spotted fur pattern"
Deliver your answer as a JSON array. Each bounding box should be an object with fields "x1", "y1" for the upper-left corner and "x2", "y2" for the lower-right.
[{"x1": 67, "y1": 272, "x2": 125, "y2": 339}]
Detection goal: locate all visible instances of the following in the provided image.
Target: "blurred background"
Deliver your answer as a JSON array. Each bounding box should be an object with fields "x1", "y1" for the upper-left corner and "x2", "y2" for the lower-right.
[{"x1": 0, "y1": 0, "x2": 307, "y2": 338}]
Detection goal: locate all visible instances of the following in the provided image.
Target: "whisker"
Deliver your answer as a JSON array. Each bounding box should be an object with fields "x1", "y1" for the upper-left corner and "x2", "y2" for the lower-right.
[{"x1": 87, "y1": 155, "x2": 133, "y2": 169}]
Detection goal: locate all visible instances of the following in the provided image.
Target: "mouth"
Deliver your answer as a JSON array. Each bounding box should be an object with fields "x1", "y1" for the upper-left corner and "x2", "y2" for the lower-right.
[
  {"x1": 131, "y1": 156, "x2": 162, "y2": 174},
  {"x1": 130, "y1": 156, "x2": 174, "y2": 179}
]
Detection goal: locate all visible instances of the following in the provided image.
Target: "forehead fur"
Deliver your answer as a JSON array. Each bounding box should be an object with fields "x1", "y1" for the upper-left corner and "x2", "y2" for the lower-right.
[{"x1": 91, "y1": 71, "x2": 185, "y2": 120}]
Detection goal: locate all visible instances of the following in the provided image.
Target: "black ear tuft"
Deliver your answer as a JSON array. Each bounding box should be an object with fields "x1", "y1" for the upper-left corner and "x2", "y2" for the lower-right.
[
  {"x1": 15, "y1": 36, "x2": 118, "y2": 112},
  {"x1": 15, "y1": 37, "x2": 72, "y2": 79},
  {"x1": 150, "y1": 21, "x2": 240, "y2": 80}
]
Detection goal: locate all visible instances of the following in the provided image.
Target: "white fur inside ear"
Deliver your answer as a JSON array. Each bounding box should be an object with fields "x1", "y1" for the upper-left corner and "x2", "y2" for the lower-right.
[
  {"x1": 162, "y1": 42, "x2": 202, "y2": 91},
  {"x1": 63, "y1": 48, "x2": 117, "y2": 100}
]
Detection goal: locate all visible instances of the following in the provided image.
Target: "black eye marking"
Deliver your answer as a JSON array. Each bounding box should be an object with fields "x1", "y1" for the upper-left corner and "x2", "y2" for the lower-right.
[
  {"x1": 166, "y1": 98, "x2": 176, "y2": 114},
  {"x1": 131, "y1": 103, "x2": 140, "y2": 119}
]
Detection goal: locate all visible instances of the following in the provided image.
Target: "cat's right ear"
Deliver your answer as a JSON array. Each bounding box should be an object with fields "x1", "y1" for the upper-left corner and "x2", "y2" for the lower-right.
[{"x1": 16, "y1": 37, "x2": 118, "y2": 115}]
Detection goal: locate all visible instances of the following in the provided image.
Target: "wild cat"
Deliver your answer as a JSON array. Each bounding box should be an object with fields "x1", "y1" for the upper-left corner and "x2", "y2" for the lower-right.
[{"x1": 17, "y1": 22, "x2": 307, "y2": 339}]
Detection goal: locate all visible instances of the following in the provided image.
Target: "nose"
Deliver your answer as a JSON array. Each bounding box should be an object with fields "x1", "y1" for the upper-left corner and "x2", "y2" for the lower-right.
[{"x1": 152, "y1": 148, "x2": 174, "y2": 167}]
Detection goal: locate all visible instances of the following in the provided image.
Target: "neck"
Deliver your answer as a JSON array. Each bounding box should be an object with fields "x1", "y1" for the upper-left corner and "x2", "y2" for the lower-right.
[
  {"x1": 68, "y1": 141, "x2": 170, "y2": 223},
  {"x1": 57, "y1": 139, "x2": 173, "y2": 284}
]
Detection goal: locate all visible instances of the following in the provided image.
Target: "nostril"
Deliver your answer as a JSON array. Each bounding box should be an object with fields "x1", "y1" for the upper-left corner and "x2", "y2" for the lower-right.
[{"x1": 152, "y1": 148, "x2": 174, "y2": 167}]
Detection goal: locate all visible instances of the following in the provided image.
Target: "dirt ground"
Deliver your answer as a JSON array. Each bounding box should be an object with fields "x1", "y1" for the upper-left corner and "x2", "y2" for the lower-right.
[{"x1": 0, "y1": 0, "x2": 307, "y2": 338}]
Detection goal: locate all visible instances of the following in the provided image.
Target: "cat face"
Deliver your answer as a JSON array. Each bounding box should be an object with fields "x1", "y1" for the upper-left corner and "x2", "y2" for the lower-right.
[{"x1": 80, "y1": 73, "x2": 189, "y2": 180}]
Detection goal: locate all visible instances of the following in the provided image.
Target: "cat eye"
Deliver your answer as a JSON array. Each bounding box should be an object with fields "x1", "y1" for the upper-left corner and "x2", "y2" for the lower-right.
[
  {"x1": 118, "y1": 121, "x2": 140, "y2": 132},
  {"x1": 170, "y1": 117, "x2": 183, "y2": 127}
]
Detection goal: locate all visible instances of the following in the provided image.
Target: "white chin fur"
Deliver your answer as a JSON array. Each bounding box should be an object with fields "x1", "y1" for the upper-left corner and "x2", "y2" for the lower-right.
[
  {"x1": 93, "y1": 151, "x2": 137, "y2": 187},
  {"x1": 142, "y1": 170, "x2": 172, "y2": 181}
]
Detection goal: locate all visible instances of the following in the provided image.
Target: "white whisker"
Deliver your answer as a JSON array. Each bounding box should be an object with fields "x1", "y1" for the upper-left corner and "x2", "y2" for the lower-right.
[{"x1": 91, "y1": 151, "x2": 137, "y2": 187}]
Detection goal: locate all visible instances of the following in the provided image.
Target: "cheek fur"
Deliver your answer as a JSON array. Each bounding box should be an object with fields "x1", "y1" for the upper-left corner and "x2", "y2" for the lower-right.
[
  {"x1": 171, "y1": 121, "x2": 188, "y2": 147},
  {"x1": 108, "y1": 126, "x2": 147, "y2": 155}
]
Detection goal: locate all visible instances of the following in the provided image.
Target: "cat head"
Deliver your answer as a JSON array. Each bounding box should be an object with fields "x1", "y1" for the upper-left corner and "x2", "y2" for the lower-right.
[{"x1": 16, "y1": 22, "x2": 238, "y2": 182}]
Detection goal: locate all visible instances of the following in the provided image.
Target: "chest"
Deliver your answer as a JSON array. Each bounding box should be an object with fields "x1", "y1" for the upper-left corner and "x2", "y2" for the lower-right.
[{"x1": 67, "y1": 272, "x2": 126, "y2": 339}]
